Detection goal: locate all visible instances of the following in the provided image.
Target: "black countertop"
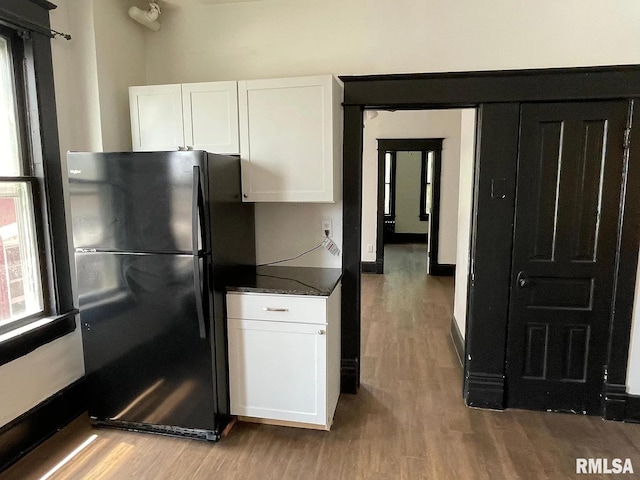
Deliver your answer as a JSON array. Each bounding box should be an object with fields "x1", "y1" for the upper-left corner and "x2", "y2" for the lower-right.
[{"x1": 225, "y1": 266, "x2": 342, "y2": 296}]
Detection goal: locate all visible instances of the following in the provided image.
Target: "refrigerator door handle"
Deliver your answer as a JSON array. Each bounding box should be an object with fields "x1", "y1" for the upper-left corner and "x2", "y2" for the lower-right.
[{"x1": 192, "y1": 166, "x2": 207, "y2": 339}]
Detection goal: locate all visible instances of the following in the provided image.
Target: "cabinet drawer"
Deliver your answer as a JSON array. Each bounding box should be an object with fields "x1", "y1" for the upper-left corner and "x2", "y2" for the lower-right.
[{"x1": 226, "y1": 292, "x2": 327, "y2": 324}]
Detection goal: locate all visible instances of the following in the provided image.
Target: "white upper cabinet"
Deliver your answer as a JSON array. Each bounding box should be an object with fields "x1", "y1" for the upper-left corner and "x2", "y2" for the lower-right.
[
  {"x1": 129, "y1": 82, "x2": 240, "y2": 154},
  {"x1": 182, "y1": 81, "x2": 240, "y2": 154},
  {"x1": 130, "y1": 84, "x2": 184, "y2": 151},
  {"x1": 238, "y1": 75, "x2": 343, "y2": 203}
]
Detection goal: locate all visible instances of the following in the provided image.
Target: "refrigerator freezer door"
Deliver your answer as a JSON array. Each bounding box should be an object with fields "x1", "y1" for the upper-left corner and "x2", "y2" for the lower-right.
[
  {"x1": 76, "y1": 251, "x2": 218, "y2": 431},
  {"x1": 68, "y1": 151, "x2": 206, "y2": 253}
]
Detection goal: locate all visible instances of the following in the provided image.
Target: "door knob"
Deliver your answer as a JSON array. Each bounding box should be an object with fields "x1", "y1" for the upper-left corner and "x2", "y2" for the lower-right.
[{"x1": 516, "y1": 271, "x2": 532, "y2": 289}]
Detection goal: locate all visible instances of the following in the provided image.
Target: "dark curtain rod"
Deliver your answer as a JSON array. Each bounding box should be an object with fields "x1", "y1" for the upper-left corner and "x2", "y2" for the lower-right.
[{"x1": 0, "y1": 8, "x2": 71, "y2": 40}]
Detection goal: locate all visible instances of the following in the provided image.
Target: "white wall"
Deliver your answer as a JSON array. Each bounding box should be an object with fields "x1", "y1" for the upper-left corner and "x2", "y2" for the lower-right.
[
  {"x1": 0, "y1": 334, "x2": 84, "y2": 428},
  {"x1": 453, "y1": 110, "x2": 477, "y2": 340},
  {"x1": 93, "y1": 0, "x2": 147, "y2": 152},
  {"x1": 143, "y1": 0, "x2": 640, "y2": 84},
  {"x1": 394, "y1": 152, "x2": 428, "y2": 235},
  {"x1": 54, "y1": 0, "x2": 103, "y2": 152},
  {"x1": 255, "y1": 203, "x2": 342, "y2": 268},
  {"x1": 361, "y1": 110, "x2": 462, "y2": 264}
]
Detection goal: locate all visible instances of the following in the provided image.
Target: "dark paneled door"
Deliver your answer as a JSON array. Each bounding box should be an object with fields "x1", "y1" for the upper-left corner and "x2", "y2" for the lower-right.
[{"x1": 506, "y1": 101, "x2": 629, "y2": 414}]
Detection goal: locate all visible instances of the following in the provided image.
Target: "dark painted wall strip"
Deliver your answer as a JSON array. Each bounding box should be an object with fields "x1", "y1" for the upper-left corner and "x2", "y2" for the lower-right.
[
  {"x1": 0, "y1": 379, "x2": 86, "y2": 472},
  {"x1": 341, "y1": 105, "x2": 364, "y2": 394},
  {"x1": 342, "y1": 66, "x2": 640, "y2": 106}
]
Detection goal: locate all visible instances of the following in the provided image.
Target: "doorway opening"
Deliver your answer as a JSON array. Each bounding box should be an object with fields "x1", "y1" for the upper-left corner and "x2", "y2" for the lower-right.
[
  {"x1": 359, "y1": 109, "x2": 477, "y2": 372},
  {"x1": 372, "y1": 139, "x2": 444, "y2": 275},
  {"x1": 339, "y1": 67, "x2": 640, "y2": 420}
]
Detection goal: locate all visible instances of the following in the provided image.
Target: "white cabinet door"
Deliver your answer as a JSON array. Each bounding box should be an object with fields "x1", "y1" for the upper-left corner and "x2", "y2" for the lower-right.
[
  {"x1": 182, "y1": 82, "x2": 239, "y2": 154},
  {"x1": 228, "y1": 318, "x2": 327, "y2": 426},
  {"x1": 129, "y1": 85, "x2": 184, "y2": 151},
  {"x1": 238, "y1": 75, "x2": 342, "y2": 202}
]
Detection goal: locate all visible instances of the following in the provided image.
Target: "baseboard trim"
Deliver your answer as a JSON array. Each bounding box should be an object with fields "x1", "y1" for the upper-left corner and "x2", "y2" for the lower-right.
[
  {"x1": 430, "y1": 263, "x2": 456, "y2": 276},
  {"x1": 361, "y1": 260, "x2": 383, "y2": 274},
  {"x1": 603, "y1": 382, "x2": 628, "y2": 421},
  {"x1": 627, "y1": 395, "x2": 640, "y2": 423},
  {"x1": 340, "y1": 358, "x2": 359, "y2": 394},
  {"x1": 603, "y1": 383, "x2": 640, "y2": 423},
  {"x1": 450, "y1": 316, "x2": 464, "y2": 368},
  {"x1": 0, "y1": 377, "x2": 86, "y2": 472},
  {"x1": 464, "y1": 372, "x2": 505, "y2": 410}
]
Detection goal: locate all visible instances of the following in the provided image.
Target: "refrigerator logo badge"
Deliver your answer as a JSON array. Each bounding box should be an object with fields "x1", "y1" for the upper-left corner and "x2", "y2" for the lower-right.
[{"x1": 69, "y1": 169, "x2": 82, "y2": 175}]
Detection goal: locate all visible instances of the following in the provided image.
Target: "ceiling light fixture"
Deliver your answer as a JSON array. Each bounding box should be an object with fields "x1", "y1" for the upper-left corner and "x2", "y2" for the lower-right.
[{"x1": 128, "y1": 2, "x2": 162, "y2": 32}]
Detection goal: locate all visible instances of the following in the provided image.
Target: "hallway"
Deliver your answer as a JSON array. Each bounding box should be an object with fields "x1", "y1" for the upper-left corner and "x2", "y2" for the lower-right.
[{"x1": 3, "y1": 244, "x2": 640, "y2": 479}]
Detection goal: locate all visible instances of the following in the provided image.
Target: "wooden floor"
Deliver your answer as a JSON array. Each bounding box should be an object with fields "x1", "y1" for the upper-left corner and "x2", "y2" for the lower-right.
[{"x1": 4, "y1": 243, "x2": 640, "y2": 479}]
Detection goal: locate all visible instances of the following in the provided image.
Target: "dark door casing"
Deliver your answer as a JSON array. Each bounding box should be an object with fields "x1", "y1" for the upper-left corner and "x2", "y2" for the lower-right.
[{"x1": 506, "y1": 101, "x2": 629, "y2": 414}]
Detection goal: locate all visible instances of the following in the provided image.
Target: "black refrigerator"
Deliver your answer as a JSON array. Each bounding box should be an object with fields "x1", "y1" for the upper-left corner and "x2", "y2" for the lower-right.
[{"x1": 68, "y1": 151, "x2": 255, "y2": 441}]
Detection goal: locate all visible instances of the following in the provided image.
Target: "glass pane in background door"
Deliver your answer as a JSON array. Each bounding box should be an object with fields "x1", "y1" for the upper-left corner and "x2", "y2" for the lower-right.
[
  {"x1": 0, "y1": 182, "x2": 43, "y2": 324},
  {"x1": 0, "y1": 36, "x2": 22, "y2": 176}
]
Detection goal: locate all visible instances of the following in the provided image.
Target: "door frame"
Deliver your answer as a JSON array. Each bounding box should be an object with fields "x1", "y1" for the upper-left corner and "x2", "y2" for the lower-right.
[
  {"x1": 339, "y1": 66, "x2": 640, "y2": 421},
  {"x1": 368, "y1": 138, "x2": 444, "y2": 275}
]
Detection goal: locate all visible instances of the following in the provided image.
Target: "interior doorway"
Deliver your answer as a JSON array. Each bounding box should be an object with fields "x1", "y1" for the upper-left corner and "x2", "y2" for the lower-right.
[
  {"x1": 359, "y1": 109, "x2": 478, "y2": 372},
  {"x1": 339, "y1": 68, "x2": 640, "y2": 422},
  {"x1": 373, "y1": 139, "x2": 446, "y2": 276}
]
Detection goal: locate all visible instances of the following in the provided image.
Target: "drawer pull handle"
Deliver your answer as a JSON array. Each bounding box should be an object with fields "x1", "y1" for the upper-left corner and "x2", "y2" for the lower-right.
[
  {"x1": 318, "y1": 330, "x2": 325, "y2": 335},
  {"x1": 263, "y1": 307, "x2": 288, "y2": 312}
]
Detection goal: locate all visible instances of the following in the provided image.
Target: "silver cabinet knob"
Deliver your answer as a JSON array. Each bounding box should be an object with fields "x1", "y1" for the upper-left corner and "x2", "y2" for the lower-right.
[
  {"x1": 243, "y1": 194, "x2": 248, "y2": 198},
  {"x1": 318, "y1": 330, "x2": 325, "y2": 335}
]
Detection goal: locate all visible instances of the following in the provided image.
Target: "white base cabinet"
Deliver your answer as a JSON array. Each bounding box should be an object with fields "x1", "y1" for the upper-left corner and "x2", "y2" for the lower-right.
[
  {"x1": 129, "y1": 81, "x2": 239, "y2": 154},
  {"x1": 226, "y1": 286, "x2": 341, "y2": 430}
]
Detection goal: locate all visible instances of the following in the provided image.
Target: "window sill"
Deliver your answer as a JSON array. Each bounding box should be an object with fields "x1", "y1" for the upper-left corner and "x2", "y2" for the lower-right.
[{"x1": 0, "y1": 310, "x2": 78, "y2": 367}]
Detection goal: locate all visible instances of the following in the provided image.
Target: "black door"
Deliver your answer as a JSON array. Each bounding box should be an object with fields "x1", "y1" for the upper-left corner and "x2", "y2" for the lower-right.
[{"x1": 506, "y1": 101, "x2": 629, "y2": 414}]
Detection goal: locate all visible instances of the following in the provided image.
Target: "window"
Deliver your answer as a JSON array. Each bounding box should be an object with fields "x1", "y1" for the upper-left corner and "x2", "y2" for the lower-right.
[
  {"x1": 0, "y1": 4, "x2": 76, "y2": 366},
  {"x1": 383, "y1": 151, "x2": 396, "y2": 217},
  {"x1": 0, "y1": 29, "x2": 45, "y2": 331}
]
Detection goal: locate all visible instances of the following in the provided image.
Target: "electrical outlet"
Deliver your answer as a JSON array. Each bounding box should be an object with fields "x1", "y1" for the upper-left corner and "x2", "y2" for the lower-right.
[
  {"x1": 322, "y1": 219, "x2": 332, "y2": 238},
  {"x1": 367, "y1": 244, "x2": 373, "y2": 253}
]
